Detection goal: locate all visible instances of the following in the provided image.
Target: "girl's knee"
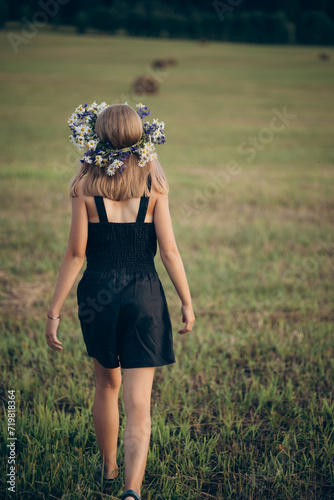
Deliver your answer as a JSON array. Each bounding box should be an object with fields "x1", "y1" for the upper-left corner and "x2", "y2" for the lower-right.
[
  {"x1": 93, "y1": 359, "x2": 122, "y2": 390},
  {"x1": 125, "y1": 393, "x2": 151, "y2": 413},
  {"x1": 96, "y1": 377, "x2": 121, "y2": 391}
]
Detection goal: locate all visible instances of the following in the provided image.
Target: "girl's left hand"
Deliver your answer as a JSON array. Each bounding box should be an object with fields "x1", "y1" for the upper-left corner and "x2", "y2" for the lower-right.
[{"x1": 45, "y1": 317, "x2": 63, "y2": 351}]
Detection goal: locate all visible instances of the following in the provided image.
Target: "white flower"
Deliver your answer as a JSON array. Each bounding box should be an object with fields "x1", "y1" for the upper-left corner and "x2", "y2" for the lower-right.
[
  {"x1": 95, "y1": 155, "x2": 103, "y2": 165},
  {"x1": 96, "y1": 102, "x2": 109, "y2": 115},
  {"x1": 106, "y1": 165, "x2": 116, "y2": 176},
  {"x1": 138, "y1": 159, "x2": 147, "y2": 167},
  {"x1": 152, "y1": 130, "x2": 162, "y2": 142},
  {"x1": 87, "y1": 106, "x2": 98, "y2": 114},
  {"x1": 87, "y1": 101, "x2": 97, "y2": 111},
  {"x1": 86, "y1": 139, "x2": 97, "y2": 150},
  {"x1": 84, "y1": 156, "x2": 93, "y2": 164},
  {"x1": 153, "y1": 119, "x2": 165, "y2": 131},
  {"x1": 112, "y1": 159, "x2": 123, "y2": 169},
  {"x1": 70, "y1": 137, "x2": 83, "y2": 151},
  {"x1": 140, "y1": 143, "x2": 154, "y2": 157},
  {"x1": 75, "y1": 124, "x2": 89, "y2": 137}
]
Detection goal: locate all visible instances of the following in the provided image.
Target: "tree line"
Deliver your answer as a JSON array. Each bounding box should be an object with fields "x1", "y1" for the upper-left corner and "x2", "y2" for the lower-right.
[{"x1": 1, "y1": 0, "x2": 334, "y2": 45}]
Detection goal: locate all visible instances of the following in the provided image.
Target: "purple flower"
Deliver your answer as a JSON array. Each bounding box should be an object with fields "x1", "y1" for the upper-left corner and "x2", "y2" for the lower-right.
[{"x1": 136, "y1": 106, "x2": 151, "y2": 119}]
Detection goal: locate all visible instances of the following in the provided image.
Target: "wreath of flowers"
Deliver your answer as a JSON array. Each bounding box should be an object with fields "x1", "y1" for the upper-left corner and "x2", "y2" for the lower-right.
[{"x1": 68, "y1": 101, "x2": 166, "y2": 176}]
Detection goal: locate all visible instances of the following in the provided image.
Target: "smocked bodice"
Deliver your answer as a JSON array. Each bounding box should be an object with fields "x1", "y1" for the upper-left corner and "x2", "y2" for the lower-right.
[{"x1": 85, "y1": 220, "x2": 157, "y2": 274}]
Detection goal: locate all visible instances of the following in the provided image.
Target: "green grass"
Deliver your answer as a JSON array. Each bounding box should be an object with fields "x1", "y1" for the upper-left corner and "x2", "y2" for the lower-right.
[{"x1": 0, "y1": 28, "x2": 334, "y2": 499}]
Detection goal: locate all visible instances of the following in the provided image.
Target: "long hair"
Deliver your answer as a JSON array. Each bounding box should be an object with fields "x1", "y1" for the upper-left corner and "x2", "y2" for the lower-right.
[{"x1": 69, "y1": 103, "x2": 169, "y2": 199}]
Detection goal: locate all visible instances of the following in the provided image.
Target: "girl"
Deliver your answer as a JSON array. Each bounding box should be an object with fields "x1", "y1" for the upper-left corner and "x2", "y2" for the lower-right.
[{"x1": 45, "y1": 102, "x2": 195, "y2": 500}]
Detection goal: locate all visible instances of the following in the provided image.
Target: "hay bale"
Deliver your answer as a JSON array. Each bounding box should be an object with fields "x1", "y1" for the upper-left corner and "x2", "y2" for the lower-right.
[
  {"x1": 166, "y1": 58, "x2": 178, "y2": 66},
  {"x1": 132, "y1": 75, "x2": 160, "y2": 96},
  {"x1": 151, "y1": 59, "x2": 170, "y2": 70},
  {"x1": 318, "y1": 53, "x2": 330, "y2": 61}
]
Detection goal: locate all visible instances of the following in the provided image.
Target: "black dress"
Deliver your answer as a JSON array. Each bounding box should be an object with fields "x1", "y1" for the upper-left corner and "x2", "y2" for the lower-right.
[{"x1": 76, "y1": 175, "x2": 176, "y2": 369}]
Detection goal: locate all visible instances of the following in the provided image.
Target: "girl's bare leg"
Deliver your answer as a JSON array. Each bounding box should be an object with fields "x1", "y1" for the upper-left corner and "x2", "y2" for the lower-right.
[
  {"x1": 122, "y1": 367, "x2": 155, "y2": 499},
  {"x1": 92, "y1": 358, "x2": 122, "y2": 478}
]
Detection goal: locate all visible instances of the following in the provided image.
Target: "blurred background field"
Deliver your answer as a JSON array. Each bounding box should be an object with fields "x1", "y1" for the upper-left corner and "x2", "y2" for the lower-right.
[{"x1": 0, "y1": 27, "x2": 334, "y2": 499}]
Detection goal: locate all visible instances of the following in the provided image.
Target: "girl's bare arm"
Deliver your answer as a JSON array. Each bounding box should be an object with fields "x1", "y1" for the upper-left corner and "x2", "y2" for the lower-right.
[
  {"x1": 45, "y1": 181, "x2": 88, "y2": 350},
  {"x1": 153, "y1": 191, "x2": 195, "y2": 334}
]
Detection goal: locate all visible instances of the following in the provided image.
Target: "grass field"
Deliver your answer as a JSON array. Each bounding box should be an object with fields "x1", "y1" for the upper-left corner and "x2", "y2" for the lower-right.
[{"x1": 0, "y1": 26, "x2": 334, "y2": 499}]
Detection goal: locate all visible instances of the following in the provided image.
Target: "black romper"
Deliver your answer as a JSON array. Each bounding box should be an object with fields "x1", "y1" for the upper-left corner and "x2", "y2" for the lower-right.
[{"x1": 76, "y1": 175, "x2": 176, "y2": 370}]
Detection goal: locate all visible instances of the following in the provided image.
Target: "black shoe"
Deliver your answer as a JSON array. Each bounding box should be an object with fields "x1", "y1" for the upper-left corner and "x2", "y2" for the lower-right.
[{"x1": 120, "y1": 489, "x2": 141, "y2": 500}]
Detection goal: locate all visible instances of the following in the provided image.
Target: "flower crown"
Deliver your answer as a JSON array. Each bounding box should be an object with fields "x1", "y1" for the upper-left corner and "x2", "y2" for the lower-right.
[{"x1": 68, "y1": 101, "x2": 165, "y2": 176}]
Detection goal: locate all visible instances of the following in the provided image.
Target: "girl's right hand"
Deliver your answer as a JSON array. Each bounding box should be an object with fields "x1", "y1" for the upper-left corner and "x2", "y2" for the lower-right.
[
  {"x1": 45, "y1": 317, "x2": 63, "y2": 352},
  {"x1": 178, "y1": 304, "x2": 195, "y2": 334}
]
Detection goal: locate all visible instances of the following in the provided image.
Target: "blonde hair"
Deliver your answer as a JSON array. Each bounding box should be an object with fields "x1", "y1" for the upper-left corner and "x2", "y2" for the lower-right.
[{"x1": 69, "y1": 103, "x2": 169, "y2": 199}]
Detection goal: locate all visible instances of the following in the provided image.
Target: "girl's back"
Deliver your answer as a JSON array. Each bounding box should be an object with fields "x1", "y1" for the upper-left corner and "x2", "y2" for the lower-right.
[{"x1": 83, "y1": 183, "x2": 156, "y2": 224}]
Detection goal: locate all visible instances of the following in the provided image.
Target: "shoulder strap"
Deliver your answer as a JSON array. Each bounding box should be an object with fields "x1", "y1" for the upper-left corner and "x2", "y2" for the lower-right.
[
  {"x1": 136, "y1": 174, "x2": 152, "y2": 223},
  {"x1": 94, "y1": 196, "x2": 108, "y2": 223}
]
